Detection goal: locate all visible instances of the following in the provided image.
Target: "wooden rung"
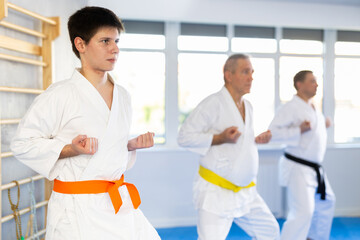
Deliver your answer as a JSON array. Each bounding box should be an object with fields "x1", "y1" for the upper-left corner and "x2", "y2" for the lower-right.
[
  {"x1": 0, "y1": 0, "x2": 8, "y2": 20},
  {"x1": 0, "y1": 118, "x2": 20, "y2": 124},
  {"x1": 0, "y1": 53, "x2": 46, "y2": 66},
  {"x1": 1, "y1": 200, "x2": 48, "y2": 223},
  {"x1": 0, "y1": 21, "x2": 46, "y2": 38},
  {"x1": 0, "y1": 86, "x2": 43, "y2": 94},
  {"x1": 7, "y1": 2, "x2": 56, "y2": 25},
  {"x1": 0, "y1": 35, "x2": 42, "y2": 55},
  {"x1": 1, "y1": 174, "x2": 44, "y2": 191},
  {"x1": 24, "y1": 228, "x2": 46, "y2": 240},
  {"x1": 0, "y1": 151, "x2": 13, "y2": 158}
]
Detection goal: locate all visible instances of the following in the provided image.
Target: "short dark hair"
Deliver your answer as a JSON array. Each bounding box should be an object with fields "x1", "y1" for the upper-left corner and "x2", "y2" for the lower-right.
[
  {"x1": 293, "y1": 70, "x2": 313, "y2": 90},
  {"x1": 68, "y1": 6, "x2": 124, "y2": 58},
  {"x1": 223, "y1": 54, "x2": 249, "y2": 81}
]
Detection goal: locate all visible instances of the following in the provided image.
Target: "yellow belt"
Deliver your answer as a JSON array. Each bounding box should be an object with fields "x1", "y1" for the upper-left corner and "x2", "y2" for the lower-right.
[{"x1": 199, "y1": 165, "x2": 255, "y2": 192}]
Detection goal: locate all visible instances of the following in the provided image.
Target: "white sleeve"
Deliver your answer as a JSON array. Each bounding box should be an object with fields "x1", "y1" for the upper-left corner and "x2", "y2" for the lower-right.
[
  {"x1": 126, "y1": 151, "x2": 137, "y2": 170},
  {"x1": 10, "y1": 87, "x2": 68, "y2": 180},
  {"x1": 268, "y1": 105, "x2": 301, "y2": 146},
  {"x1": 177, "y1": 100, "x2": 216, "y2": 156},
  {"x1": 122, "y1": 86, "x2": 137, "y2": 171}
]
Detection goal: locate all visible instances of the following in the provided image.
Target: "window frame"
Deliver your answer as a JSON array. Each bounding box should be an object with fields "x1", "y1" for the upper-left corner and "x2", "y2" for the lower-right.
[
  {"x1": 116, "y1": 21, "x2": 360, "y2": 148},
  {"x1": 333, "y1": 31, "x2": 360, "y2": 144},
  {"x1": 115, "y1": 22, "x2": 167, "y2": 143}
]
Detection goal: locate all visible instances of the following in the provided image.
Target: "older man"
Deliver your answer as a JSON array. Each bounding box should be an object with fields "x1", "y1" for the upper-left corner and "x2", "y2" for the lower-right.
[
  {"x1": 178, "y1": 54, "x2": 280, "y2": 240},
  {"x1": 269, "y1": 70, "x2": 335, "y2": 240}
]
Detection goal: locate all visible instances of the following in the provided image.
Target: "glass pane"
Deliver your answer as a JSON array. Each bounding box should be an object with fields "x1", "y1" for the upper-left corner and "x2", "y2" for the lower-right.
[
  {"x1": 178, "y1": 36, "x2": 228, "y2": 52},
  {"x1": 280, "y1": 39, "x2": 323, "y2": 54},
  {"x1": 245, "y1": 58, "x2": 275, "y2": 135},
  {"x1": 112, "y1": 51, "x2": 165, "y2": 143},
  {"x1": 232, "y1": 38, "x2": 277, "y2": 53},
  {"x1": 334, "y1": 58, "x2": 360, "y2": 143},
  {"x1": 335, "y1": 42, "x2": 360, "y2": 56},
  {"x1": 119, "y1": 33, "x2": 165, "y2": 50},
  {"x1": 178, "y1": 53, "x2": 228, "y2": 123},
  {"x1": 279, "y1": 57, "x2": 323, "y2": 110}
]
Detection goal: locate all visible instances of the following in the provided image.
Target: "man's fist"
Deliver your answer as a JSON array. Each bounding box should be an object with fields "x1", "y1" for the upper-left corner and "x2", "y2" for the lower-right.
[
  {"x1": 220, "y1": 126, "x2": 241, "y2": 143},
  {"x1": 300, "y1": 120, "x2": 311, "y2": 133},
  {"x1": 128, "y1": 132, "x2": 155, "y2": 151},
  {"x1": 71, "y1": 135, "x2": 98, "y2": 155},
  {"x1": 255, "y1": 130, "x2": 272, "y2": 144}
]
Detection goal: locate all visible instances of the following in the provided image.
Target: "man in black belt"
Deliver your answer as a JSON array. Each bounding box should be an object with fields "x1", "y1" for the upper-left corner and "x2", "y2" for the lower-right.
[{"x1": 269, "y1": 70, "x2": 335, "y2": 240}]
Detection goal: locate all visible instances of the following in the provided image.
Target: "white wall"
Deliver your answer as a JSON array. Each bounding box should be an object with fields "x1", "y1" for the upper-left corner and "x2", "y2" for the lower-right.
[
  {"x1": 125, "y1": 149, "x2": 284, "y2": 228},
  {"x1": 323, "y1": 147, "x2": 360, "y2": 216},
  {"x1": 125, "y1": 146, "x2": 360, "y2": 228},
  {"x1": 0, "y1": 1, "x2": 86, "y2": 239},
  {"x1": 1, "y1": 1, "x2": 360, "y2": 237},
  {"x1": 89, "y1": 0, "x2": 360, "y2": 30}
]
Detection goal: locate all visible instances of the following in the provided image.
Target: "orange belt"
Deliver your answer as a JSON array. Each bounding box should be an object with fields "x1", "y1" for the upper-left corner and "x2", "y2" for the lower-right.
[{"x1": 53, "y1": 175, "x2": 141, "y2": 214}]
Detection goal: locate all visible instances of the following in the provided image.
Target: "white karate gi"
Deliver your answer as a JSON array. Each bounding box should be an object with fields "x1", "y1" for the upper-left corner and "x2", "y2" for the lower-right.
[
  {"x1": 178, "y1": 87, "x2": 279, "y2": 240},
  {"x1": 11, "y1": 69, "x2": 160, "y2": 240},
  {"x1": 269, "y1": 95, "x2": 335, "y2": 240}
]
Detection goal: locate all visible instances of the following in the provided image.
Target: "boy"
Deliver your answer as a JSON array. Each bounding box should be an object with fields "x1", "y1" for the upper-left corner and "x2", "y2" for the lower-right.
[{"x1": 11, "y1": 6, "x2": 160, "y2": 240}]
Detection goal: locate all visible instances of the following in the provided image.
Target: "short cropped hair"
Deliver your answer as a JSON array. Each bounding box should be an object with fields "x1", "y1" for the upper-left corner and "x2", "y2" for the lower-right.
[
  {"x1": 68, "y1": 6, "x2": 124, "y2": 58},
  {"x1": 223, "y1": 54, "x2": 249, "y2": 81},
  {"x1": 293, "y1": 70, "x2": 313, "y2": 90}
]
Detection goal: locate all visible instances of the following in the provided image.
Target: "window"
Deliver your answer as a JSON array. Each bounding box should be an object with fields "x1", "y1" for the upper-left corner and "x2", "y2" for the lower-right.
[
  {"x1": 335, "y1": 30, "x2": 360, "y2": 56},
  {"x1": 231, "y1": 26, "x2": 277, "y2": 134},
  {"x1": 279, "y1": 28, "x2": 324, "y2": 110},
  {"x1": 178, "y1": 23, "x2": 228, "y2": 52},
  {"x1": 114, "y1": 52, "x2": 165, "y2": 143},
  {"x1": 112, "y1": 21, "x2": 359, "y2": 146},
  {"x1": 178, "y1": 53, "x2": 227, "y2": 123},
  {"x1": 232, "y1": 26, "x2": 277, "y2": 53},
  {"x1": 281, "y1": 28, "x2": 324, "y2": 55},
  {"x1": 178, "y1": 23, "x2": 228, "y2": 124},
  {"x1": 279, "y1": 57, "x2": 323, "y2": 109},
  {"x1": 334, "y1": 58, "x2": 360, "y2": 143},
  {"x1": 280, "y1": 40, "x2": 323, "y2": 55},
  {"x1": 334, "y1": 30, "x2": 360, "y2": 143},
  {"x1": 232, "y1": 38, "x2": 277, "y2": 53},
  {"x1": 335, "y1": 41, "x2": 360, "y2": 56},
  {"x1": 178, "y1": 36, "x2": 228, "y2": 52},
  {"x1": 245, "y1": 58, "x2": 275, "y2": 135},
  {"x1": 113, "y1": 21, "x2": 166, "y2": 143},
  {"x1": 119, "y1": 33, "x2": 165, "y2": 50}
]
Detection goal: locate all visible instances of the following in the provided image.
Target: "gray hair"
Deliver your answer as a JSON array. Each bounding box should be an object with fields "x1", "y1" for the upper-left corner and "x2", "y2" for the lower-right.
[{"x1": 223, "y1": 54, "x2": 250, "y2": 81}]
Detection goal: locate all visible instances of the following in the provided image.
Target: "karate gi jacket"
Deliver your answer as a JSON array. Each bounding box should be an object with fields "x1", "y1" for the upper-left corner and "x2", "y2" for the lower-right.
[
  {"x1": 178, "y1": 87, "x2": 260, "y2": 218},
  {"x1": 11, "y1": 69, "x2": 159, "y2": 240},
  {"x1": 269, "y1": 95, "x2": 327, "y2": 186}
]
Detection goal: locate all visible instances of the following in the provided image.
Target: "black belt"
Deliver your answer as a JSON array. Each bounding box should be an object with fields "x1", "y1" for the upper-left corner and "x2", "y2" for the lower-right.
[{"x1": 284, "y1": 153, "x2": 326, "y2": 200}]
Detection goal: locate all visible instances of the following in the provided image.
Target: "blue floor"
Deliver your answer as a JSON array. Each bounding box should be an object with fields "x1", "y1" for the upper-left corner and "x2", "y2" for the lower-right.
[{"x1": 157, "y1": 217, "x2": 360, "y2": 240}]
